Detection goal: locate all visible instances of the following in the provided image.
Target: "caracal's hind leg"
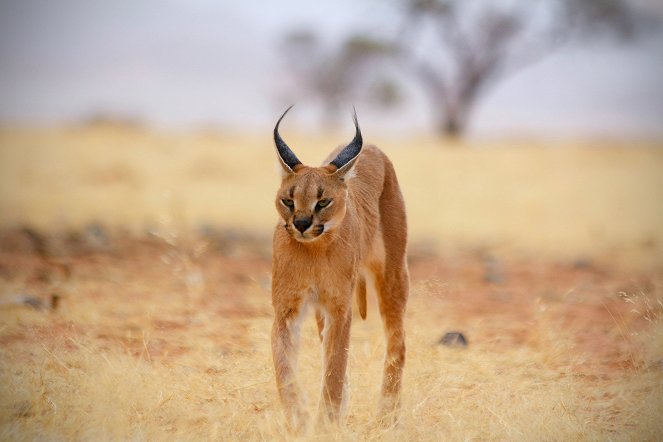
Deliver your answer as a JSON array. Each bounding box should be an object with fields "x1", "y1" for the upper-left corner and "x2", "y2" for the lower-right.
[
  {"x1": 373, "y1": 263, "x2": 408, "y2": 425},
  {"x1": 375, "y1": 162, "x2": 409, "y2": 425}
]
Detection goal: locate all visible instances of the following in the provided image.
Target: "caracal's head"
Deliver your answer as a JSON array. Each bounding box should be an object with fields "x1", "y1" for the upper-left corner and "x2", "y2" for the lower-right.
[{"x1": 273, "y1": 106, "x2": 363, "y2": 243}]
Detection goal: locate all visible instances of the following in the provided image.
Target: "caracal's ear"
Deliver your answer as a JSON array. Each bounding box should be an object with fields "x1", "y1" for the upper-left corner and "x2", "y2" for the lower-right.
[
  {"x1": 329, "y1": 109, "x2": 363, "y2": 180},
  {"x1": 273, "y1": 105, "x2": 302, "y2": 176}
]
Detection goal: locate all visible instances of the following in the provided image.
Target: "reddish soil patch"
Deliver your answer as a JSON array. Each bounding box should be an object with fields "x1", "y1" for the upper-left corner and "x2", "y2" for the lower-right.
[
  {"x1": 0, "y1": 228, "x2": 660, "y2": 376},
  {"x1": 408, "y1": 249, "x2": 660, "y2": 375}
]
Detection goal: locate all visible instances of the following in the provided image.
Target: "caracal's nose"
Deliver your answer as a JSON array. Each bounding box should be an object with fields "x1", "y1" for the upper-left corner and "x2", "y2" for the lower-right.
[{"x1": 293, "y1": 216, "x2": 312, "y2": 233}]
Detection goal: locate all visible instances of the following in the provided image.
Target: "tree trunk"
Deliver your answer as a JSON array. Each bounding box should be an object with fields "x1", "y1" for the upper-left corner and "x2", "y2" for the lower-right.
[
  {"x1": 437, "y1": 108, "x2": 467, "y2": 139},
  {"x1": 440, "y1": 117, "x2": 464, "y2": 138}
]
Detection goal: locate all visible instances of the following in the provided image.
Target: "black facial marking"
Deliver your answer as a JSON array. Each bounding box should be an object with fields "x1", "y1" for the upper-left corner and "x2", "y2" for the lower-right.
[
  {"x1": 317, "y1": 186, "x2": 323, "y2": 199},
  {"x1": 288, "y1": 186, "x2": 295, "y2": 198},
  {"x1": 315, "y1": 199, "x2": 330, "y2": 212},
  {"x1": 313, "y1": 224, "x2": 324, "y2": 236}
]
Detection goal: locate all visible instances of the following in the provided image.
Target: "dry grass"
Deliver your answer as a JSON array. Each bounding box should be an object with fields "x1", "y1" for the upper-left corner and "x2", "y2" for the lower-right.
[
  {"x1": 0, "y1": 126, "x2": 662, "y2": 440},
  {"x1": 0, "y1": 232, "x2": 661, "y2": 441},
  {"x1": 1, "y1": 126, "x2": 662, "y2": 264}
]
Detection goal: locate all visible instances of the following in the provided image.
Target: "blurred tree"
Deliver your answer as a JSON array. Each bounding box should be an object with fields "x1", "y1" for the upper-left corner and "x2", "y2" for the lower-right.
[
  {"x1": 281, "y1": 0, "x2": 649, "y2": 137},
  {"x1": 395, "y1": 0, "x2": 645, "y2": 137},
  {"x1": 280, "y1": 30, "x2": 402, "y2": 127}
]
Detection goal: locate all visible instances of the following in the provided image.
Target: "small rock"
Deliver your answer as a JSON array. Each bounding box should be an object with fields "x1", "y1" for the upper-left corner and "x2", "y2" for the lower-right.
[
  {"x1": 482, "y1": 255, "x2": 504, "y2": 284},
  {"x1": 50, "y1": 294, "x2": 61, "y2": 311},
  {"x1": 22, "y1": 296, "x2": 45, "y2": 310},
  {"x1": 572, "y1": 258, "x2": 592, "y2": 269},
  {"x1": 0, "y1": 293, "x2": 60, "y2": 311},
  {"x1": 439, "y1": 331, "x2": 468, "y2": 348},
  {"x1": 0, "y1": 294, "x2": 45, "y2": 310},
  {"x1": 648, "y1": 360, "x2": 663, "y2": 372}
]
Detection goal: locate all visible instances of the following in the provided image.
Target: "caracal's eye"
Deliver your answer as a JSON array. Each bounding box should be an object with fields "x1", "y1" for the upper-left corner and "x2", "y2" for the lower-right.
[
  {"x1": 315, "y1": 199, "x2": 332, "y2": 211},
  {"x1": 281, "y1": 198, "x2": 294, "y2": 208}
]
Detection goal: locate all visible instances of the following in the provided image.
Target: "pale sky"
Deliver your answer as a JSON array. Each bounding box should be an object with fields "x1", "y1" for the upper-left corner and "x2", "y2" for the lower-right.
[{"x1": 0, "y1": 0, "x2": 662, "y2": 138}]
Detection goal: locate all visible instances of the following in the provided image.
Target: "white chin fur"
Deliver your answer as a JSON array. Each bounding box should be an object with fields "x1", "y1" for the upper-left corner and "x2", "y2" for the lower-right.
[{"x1": 294, "y1": 234, "x2": 320, "y2": 243}]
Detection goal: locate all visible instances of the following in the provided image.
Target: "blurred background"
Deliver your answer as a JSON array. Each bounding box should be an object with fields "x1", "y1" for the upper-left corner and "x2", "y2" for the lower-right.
[
  {"x1": 1, "y1": 0, "x2": 662, "y2": 263},
  {"x1": 1, "y1": 0, "x2": 663, "y2": 137}
]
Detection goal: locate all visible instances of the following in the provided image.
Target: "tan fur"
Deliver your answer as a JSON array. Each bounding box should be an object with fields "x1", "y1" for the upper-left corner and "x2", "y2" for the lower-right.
[{"x1": 271, "y1": 142, "x2": 409, "y2": 430}]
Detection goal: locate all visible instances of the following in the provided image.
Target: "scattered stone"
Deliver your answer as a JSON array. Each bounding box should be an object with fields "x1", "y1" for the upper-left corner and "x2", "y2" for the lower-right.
[
  {"x1": 572, "y1": 258, "x2": 592, "y2": 270},
  {"x1": 0, "y1": 294, "x2": 45, "y2": 310},
  {"x1": 0, "y1": 293, "x2": 60, "y2": 311},
  {"x1": 62, "y1": 223, "x2": 113, "y2": 255},
  {"x1": 439, "y1": 331, "x2": 468, "y2": 348},
  {"x1": 647, "y1": 360, "x2": 663, "y2": 372},
  {"x1": 50, "y1": 294, "x2": 61, "y2": 311},
  {"x1": 196, "y1": 225, "x2": 271, "y2": 258},
  {"x1": 482, "y1": 255, "x2": 504, "y2": 284},
  {"x1": 20, "y1": 227, "x2": 50, "y2": 257},
  {"x1": 407, "y1": 241, "x2": 438, "y2": 264}
]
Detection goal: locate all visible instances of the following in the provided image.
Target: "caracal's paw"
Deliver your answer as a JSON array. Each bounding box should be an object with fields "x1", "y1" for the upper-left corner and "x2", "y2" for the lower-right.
[{"x1": 377, "y1": 395, "x2": 401, "y2": 428}]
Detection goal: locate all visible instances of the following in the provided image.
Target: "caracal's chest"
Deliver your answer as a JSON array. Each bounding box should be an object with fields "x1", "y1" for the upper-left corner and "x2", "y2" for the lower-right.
[{"x1": 281, "y1": 240, "x2": 358, "y2": 298}]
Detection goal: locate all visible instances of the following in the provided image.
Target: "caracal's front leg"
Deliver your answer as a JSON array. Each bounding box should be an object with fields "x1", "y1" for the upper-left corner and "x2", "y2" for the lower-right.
[
  {"x1": 318, "y1": 300, "x2": 352, "y2": 426},
  {"x1": 272, "y1": 299, "x2": 307, "y2": 432}
]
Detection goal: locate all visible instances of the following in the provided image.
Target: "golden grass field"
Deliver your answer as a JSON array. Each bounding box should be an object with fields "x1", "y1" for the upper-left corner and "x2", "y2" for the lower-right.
[{"x1": 0, "y1": 125, "x2": 662, "y2": 440}]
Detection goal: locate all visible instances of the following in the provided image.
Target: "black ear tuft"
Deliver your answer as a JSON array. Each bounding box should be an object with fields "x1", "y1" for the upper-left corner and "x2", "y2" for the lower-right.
[
  {"x1": 330, "y1": 109, "x2": 363, "y2": 171},
  {"x1": 274, "y1": 105, "x2": 302, "y2": 172}
]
